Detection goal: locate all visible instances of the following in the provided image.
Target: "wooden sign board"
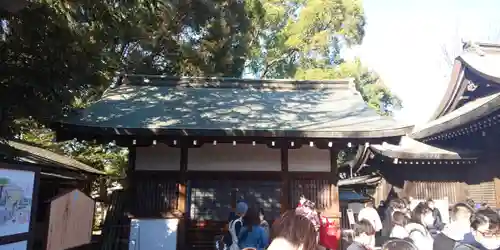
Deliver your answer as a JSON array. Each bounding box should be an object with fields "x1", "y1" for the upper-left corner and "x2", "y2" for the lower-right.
[{"x1": 45, "y1": 189, "x2": 95, "y2": 250}]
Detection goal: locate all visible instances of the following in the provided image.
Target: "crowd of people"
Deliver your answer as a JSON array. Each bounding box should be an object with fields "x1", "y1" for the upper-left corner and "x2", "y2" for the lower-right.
[
  {"x1": 216, "y1": 196, "x2": 500, "y2": 250},
  {"x1": 217, "y1": 199, "x2": 320, "y2": 250},
  {"x1": 347, "y1": 197, "x2": 500, "y2": 250}
]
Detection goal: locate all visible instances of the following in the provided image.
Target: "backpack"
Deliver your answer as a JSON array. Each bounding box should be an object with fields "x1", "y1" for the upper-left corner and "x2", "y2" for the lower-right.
[
  {"x1": 453, "y1": 242, "x2": 480, "y2": 250},
  {"x1": 228, "y1": 217, "x2": 243, "y2": 250},
  {"x1": 408, "y1": 227, "x2": 430, "y2": 239},
  {"x1": 383, "y1": 238, "x2": 418, "y2": 250}
]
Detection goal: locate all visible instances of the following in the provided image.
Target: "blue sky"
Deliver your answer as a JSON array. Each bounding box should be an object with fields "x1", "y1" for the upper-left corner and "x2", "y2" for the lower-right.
[{"x1": 353, "y1": 0, "x2": 500, "y2": 125}]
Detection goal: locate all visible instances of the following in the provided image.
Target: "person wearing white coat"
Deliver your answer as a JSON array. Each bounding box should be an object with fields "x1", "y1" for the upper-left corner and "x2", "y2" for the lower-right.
[{"x1": 358, "y1": 201, "x2": 382, "y2": 248}]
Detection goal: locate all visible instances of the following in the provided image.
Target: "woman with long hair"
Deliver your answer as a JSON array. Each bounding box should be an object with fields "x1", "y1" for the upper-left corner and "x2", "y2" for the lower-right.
[
  {"x1": 238, "y1": 207, "x2": 269, "y2": 250},
  {"x1": 268, "y1": 209, "x2": 317, "y2": 250},
  {"x1": 405, "y1": 202, "x2": 434, "y2": 250}
]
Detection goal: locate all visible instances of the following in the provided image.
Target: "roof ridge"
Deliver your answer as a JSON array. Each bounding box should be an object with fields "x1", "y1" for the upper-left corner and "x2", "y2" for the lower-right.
[{"x1": 121, "y1": 74, "x2": 354, "y2": 90}]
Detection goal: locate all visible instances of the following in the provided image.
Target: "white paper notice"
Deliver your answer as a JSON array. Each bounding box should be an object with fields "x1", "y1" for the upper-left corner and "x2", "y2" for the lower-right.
[{"x1": 129, "y1": 219, "x2": 179, "y2": 250}]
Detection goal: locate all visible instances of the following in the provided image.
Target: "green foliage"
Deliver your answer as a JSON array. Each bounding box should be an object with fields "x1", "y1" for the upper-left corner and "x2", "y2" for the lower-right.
[
  {"x1": 1, "y1": 0, "x2": 261, "y2": 133},
  {"x1": 245, "y1": 0, "x2": 365, "y2": 78},
  {"x1": 295, "y1": 60, "x2": 402, "y2": 115},
  {"x1": 0, "y1": 178, "x2": 9, "y2": 185},
  {"x1": 245, "y1": 0, "x2": 399, "y2": 115},
  {"x1": 17, "y1": 119, "x2": 128, "y2": 175},
  {"x1": 0, "y1": 0, "x2": 399, "y2": 176},
  {"x1": 1, "y1": 0, "x2": 262, "y2": 175}
]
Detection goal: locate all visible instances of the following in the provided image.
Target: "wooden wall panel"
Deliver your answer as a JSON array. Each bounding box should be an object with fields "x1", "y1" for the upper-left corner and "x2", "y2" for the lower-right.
[
  {"x1": 135, "y1": 144, "x2": 180, "y2": 170},
  {"x1": 372, "y1": 178, "x2": 392, "y2": 205},
  {"x1": 188, "y1": 144, "x2": 281, "y2": 171},
  {"x1": 288, "y1": 147, "x2": 330, "y2": 172},
  {"x1": 403, "y1": 181, "x2": 467, "y2": 204},
  {"x1": 468, "y1": 181, "x2": 496, "y2": 207},
  {"x1": 131, "y1": 178, "x2": 178, "y2": 218},
  {"x1": 290, "y1": 179, "x2": 335, "y2": 211},
  {"x1": 495, "y1": 178, "x2": 500, "y2": 208}
]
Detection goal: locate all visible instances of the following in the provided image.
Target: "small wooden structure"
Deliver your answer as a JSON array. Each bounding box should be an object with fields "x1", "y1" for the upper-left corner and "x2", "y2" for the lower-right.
[
  {"x1": 45, "y1": 189, "x2": 95, "y2": 250},
  {"x1": 0, "y1": 139, "x2": 105, "y2": 249},
  {"x1": 356, "y1": 43, "x2": 500, "y2": 207},
  {"x1": 52, "y1": 76, "x2": 412, "y2": 250},
  {"x1": 365, "y1": 136, "x2": 477, "y2": 204}
]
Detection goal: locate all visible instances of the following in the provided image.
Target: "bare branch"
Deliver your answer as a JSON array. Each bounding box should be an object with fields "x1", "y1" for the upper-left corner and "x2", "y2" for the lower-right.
[{"x1": 260, "y1": 48, "x2": 299, "y2": 78}]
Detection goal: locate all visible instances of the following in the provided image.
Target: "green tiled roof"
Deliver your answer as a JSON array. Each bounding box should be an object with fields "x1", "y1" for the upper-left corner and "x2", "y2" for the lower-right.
[{"x1": 55, "y1": 76, "x2": 412, "y2": 138}]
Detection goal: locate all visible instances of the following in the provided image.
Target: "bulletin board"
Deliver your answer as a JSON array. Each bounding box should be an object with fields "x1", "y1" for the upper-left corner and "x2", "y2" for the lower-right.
[{"x1": 0, "y1": 163, "x2": 40, "y2": 250}]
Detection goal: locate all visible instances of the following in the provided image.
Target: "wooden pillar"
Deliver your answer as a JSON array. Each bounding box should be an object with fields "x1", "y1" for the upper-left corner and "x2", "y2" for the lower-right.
[
  {"x1": 280, "y1": 144, "x2": 290, "y2": 213},
  {"x1": 323, "y1": 147, "x2": 340, "y2": 220},
  {"x1": 177, "y1": 146, "x2": 188, "y2": 250},
  {"x1": 126, "y1": 147, "x2": 137, "y2": 213}
]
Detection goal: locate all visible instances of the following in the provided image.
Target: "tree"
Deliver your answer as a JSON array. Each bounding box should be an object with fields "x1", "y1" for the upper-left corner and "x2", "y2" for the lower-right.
[
  {"x1": 245, "y1": 0, "x2": 364, "y2": 78},
  {"x1": 294, "y1": 60, "x2": 401, "y2": 115},
  {"x1": 244, "y1": 0, "x2": 400, "y2": 115},
  {"x1": 1, "y1": 0, "x2": 400, "y2": 177},
  {"x1": 1, "y1": 0, "x2": 263, "y2": 175}
]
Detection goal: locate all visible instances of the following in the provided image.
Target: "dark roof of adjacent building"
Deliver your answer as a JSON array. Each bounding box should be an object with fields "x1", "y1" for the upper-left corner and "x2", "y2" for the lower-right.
[
  {"x1": 460, "y1": 43, "x2": 500, "y2": 83},
  {"x1": 0, "y1": 140, "x2": 105, "y2": 176},
  {"x1": 411, "y1": 92, "x2": 500, "y2": 140},
  {"x1": 53, "y1": 75, "x2": 413, "y2": 139},
  {"x1": 338, "y1": 174, "x2": 382, "y2": 187},
  {"x1": 369, "y1": 136, "x2": 477, "y2": 161},
  {"x1": 430, "y1": 42, "x2": 500, "y2": 120}
]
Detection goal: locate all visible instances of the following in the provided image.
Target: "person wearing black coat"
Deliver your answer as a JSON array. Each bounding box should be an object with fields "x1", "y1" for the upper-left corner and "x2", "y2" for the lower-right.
[
  {"x1": 425, "y1": 199, "x2": 445, "y2": 236},
  {"x1": 381, "y1": 199, "x2": 406, "y2": 244},
  {"x1": 433, "y1": 203, "x2": 473, "y2": 250}
]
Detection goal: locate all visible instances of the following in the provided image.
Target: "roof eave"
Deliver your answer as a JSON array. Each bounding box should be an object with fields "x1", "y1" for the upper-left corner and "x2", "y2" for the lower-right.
[
  {"x1": 1, "y1": 140, "x2": 106, "y2": 176},
  {"x1": 411, "y1": 93, "x2": 500, "y2": 140},
  {"x1": 458, "y1": 55, "x2": 500, "y2": 84},
  {"x1": 369, "y1": 146, "x2": 478, "y2": 161},
  {"x1": 367, "y1": 136, "x2": 480, "y2": 161},
  {"x1": 53, "y1": 122, "x2": 414, "y2": 142}
]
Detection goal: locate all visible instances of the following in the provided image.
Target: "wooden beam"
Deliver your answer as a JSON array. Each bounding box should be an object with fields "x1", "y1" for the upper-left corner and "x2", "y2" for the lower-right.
[
  {"x1": 126, "y1": 147, "x2": 136, "y2": 216},
  {"x1": 178, "y1": 147, "x2": 188, "y2": 213},
  {"x1": 280, "y1": 143, "x2": 290, "y2": 213},
  {"x1": 127, "y1": 147, "x2": 136, "y2": 183}
]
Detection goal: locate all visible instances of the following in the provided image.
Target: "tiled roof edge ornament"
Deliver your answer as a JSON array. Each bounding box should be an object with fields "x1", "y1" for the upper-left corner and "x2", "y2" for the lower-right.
[{"x1": 463, "y1": 40, "x2": 486, "y2": 57}]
